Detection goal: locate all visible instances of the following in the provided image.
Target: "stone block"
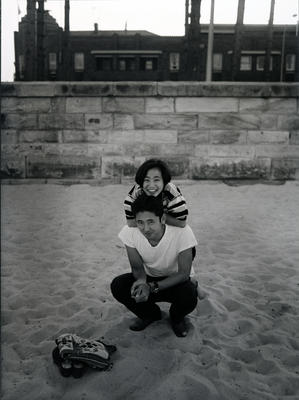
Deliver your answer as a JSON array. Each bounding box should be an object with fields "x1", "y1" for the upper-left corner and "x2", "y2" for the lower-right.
[
  {"x1": 87, "y1": 144, "x2": 124, "y2": 157},
  {"x1": 239, "y1": 98, "x2": 297, "y2": 114},
  {"x1": 85, "y1": 114, "x2": 113, "y2": 129},
  {"x1": 290, "y1": 131, "x2": 299, "y2": 144},
  {"x1": 121, "y1": 143, "x2": 194, "y2": 157},
  {"x1": 114, "y1": 114, "x2": 134, "y2": 129},
  {"x1": 62, "y1": 130, "x2": 109, "y2": 143},
  {"x1": 192, "y1": 145, "x2": 210, "y2": 157},
  {"x1": 58, "y1": 83, "x2": 113, "y2": 97},
  {"x1": 1, "y1": 113, "x2": 38, "y2": 129},
  {"x1": 271, "y1": 158, "x2": 299, "y2": 180},
  {"x1": 210, "y1": 130, "x2": 247, "y2": 144},
  {"x1": 1, "y1": 153, "x2": 25, "y2": 178},
  {"x1": 190, "y1": 157, "x2": 271, "y2": 179},
  {"x1": 202, "y1": 145, "x2": 255, "y2": 158},
  {"x1": 157, "y1": 144, "x2": 195, "y2": 156},
  {"x1": 178, "y1": 130, "x2": 210, "y2": 144},
  {"x1": 121, "y1": 143, "x2": 159, "y2": 156},
  {"x1": 51, "y1": 98, "x2": 66, "y2": 114},
  {"x1": 142, "y1": 130, "x2": 177, "y2": 143},
  {"x1": 38, "y1": 114, "x2": 84, "y2": 130},
  {"x1": 1, "y1": 130, "x2": 18, "y2": 144},
  {"x1": 101, "y1": 156, "x2": 138, "y2": 180},
  {"x1": 176, "y1": 97, "x2": 238, "y2": 112},
  {"x1": 255, "y1": 145, "x2": 299, "y2": 158},
  {"x1": 134, "y1": 114, "x2": 197, "y2": 130},
  {"x1": 197, "y1": 113, "x2": 258, "y2": 130},
  {"x1": 158, "y1": 82, "x2": 205, "y2": 97},
  {"x1": 247, "y1": 130, "x2": 289, "y2": 144},
  {"x1": 114, "y1": 82, "x2": 157, "y2": 96},
  {"x1": 158, "y1": 82, "x2": 299, "y2": 98},
  {"x1": 103, "y1": 98, "x2": 145, "y2": 113},
  {"x1": 145, "y1": 98, "x2": 174, "y2": 113},
  {"x1": 43, "y1": 143, "x2": 89, "y2": 156},
  {"x1": 2, "y1": 144, "x2": 44, "y2": 156},
  {"x1": 160, "y1": 157, "x2": 190, "y2": 178},
  {"x1": 17, "y1": 83, "x2": 57, "y2": 97},
  {"x1": 27, "y1": 155, "x2": 101, "y2": 179},
  {"x1": 277, "y1": 115, "x2": 299, "y2": 130},
  {"x1": 107, "y1": 129, "x2": 177, "y2": 144},
  {"x1": 19, "y1": 130, "x2": 60, "y2": 143},
  {"x1": 66, "y1": 97, "x2": 102, "y2": 113}
]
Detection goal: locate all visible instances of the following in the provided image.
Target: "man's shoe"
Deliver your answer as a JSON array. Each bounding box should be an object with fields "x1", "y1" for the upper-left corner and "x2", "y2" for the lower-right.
[
  {"x1": 129, "y1": 316, "x2": 161, "y2": 331},
  {"x1": 171, "y1": 318, "x2": 188, "y2": 337}
]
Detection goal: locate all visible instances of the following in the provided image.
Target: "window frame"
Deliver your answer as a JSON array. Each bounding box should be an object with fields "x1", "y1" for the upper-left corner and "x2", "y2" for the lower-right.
[
  {"x1": 74, "y1": 52, "x2": 85, "y2": 72},
  {"x1": 285, "y1": 54, "x2": 296, "y2": 72},
  {"x1": 240, "y1": 55, "x2": 252, "y2": 71},
  {"x1": 169, "y1": 52, "x2": 180, "y2": 72},
  {"x1": 48, "y1": 52, "x2": 57, "y2": 74},
  {"x1": 212, "y1": 53, "x2": 223, "y2": 72}
]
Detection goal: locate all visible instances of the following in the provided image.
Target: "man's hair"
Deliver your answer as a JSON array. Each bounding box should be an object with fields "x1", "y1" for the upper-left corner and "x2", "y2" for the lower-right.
[
  {"x1": 135, "y1": 159, "x2": 171, "y2": 187},
  {"x1": 131, "y1": 193, "x2": 164, "y2": 219}
]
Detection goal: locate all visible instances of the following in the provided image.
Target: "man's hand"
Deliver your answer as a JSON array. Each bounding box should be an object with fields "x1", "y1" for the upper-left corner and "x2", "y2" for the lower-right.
[{"x1": 131, "y1": 280, "x2": 150, "y2": 303}]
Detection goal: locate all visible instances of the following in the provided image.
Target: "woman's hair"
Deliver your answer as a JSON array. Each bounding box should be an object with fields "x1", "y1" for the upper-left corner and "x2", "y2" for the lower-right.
[
  {"x1": 135, "y1": 159, "x2": 171, "y2": 187},
  {"x1": 131, "y1": 193, "x2": 164, "y2": 219}
]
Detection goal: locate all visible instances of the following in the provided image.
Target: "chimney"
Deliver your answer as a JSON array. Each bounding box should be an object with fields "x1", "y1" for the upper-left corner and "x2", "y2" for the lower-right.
[
  {"x1": 94, "y1": 23, "x2": 98, "y2": 33},
  {"x1": 65, "y1": 0, "x2": 70, "y2": 33}
]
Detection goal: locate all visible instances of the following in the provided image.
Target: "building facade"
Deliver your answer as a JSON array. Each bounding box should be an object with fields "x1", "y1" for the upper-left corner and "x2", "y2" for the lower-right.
[{"x1": 14, "y1": 1, "x2": 298, "y2": 82}]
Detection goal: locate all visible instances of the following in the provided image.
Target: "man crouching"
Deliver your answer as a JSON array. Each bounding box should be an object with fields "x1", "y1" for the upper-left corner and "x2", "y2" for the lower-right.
[{"x1": 110, "y1": 193, "x2": 198, "y2": 337}]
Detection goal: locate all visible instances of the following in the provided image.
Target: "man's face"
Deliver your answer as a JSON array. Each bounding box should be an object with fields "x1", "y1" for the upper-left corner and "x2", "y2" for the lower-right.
[{"x1": 135, "y1": 211, "x2": 165, "y2": 242}]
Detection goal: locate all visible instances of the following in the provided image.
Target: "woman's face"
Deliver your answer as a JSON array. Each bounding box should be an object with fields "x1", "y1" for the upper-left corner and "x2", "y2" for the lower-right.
[{"x1": 142, "y1": 168, "x2": 164, "y2": 197}]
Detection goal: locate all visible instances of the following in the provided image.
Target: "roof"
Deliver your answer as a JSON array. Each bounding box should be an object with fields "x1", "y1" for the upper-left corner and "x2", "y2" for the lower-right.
[{"x1": 70, "y1": 30, "x2": 160, "y2": 37}]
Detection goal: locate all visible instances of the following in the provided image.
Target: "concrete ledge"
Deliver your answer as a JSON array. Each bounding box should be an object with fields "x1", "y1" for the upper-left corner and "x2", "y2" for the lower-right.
[{"x1": 2, "y1": 82, "x2": 299, "y2": 98}]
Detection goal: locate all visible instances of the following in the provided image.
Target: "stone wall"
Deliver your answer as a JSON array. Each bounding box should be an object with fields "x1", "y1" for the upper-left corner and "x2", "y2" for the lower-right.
[{"x1": 1, "y1": 82, "x2": 299, "y2": 182}]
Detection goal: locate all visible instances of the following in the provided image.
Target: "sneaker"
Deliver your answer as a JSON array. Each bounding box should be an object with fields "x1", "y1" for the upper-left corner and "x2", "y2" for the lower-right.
[
  {"x1": 171, "y1": 318, "x2": 188, "y2": 337},
  {"x1": 129, "y1": 316, "x2": 161, "y2": 331}
]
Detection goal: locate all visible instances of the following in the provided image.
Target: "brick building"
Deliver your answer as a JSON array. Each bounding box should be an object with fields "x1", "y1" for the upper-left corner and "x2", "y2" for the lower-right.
[{"x1": 14, "y1": 0, "x2": 298, "y2": 82}]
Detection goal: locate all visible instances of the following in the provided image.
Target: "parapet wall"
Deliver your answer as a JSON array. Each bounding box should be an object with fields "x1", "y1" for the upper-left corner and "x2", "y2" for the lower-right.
[{"x1": 1, "y1": 82, "x2": 299, "y2": 182}]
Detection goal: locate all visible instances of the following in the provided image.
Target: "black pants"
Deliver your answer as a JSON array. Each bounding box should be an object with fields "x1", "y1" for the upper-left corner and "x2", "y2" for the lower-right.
[{"x1": 110, "y1": 273, "x2": 198, "y2": 323}]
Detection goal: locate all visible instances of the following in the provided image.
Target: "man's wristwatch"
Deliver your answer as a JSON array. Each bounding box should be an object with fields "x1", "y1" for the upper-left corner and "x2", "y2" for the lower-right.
[{"x1": 149, "y1": 281, "x2": 159, "y2": 294}]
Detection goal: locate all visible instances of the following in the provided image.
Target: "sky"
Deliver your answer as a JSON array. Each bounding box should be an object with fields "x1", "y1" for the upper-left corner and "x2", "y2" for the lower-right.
[{"x1": 1, "y1": 0, "x2": 299, "y2": 81}]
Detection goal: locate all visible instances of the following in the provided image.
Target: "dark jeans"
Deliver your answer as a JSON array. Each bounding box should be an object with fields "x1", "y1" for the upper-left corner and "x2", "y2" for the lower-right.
[{"x1": 110, "y1": 273, "x2": 198, "y2": 324}]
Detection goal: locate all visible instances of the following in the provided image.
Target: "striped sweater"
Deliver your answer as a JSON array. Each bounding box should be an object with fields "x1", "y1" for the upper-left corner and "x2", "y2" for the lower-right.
[{"x1": 124, "y1": 182, "x2": 189, "y2": 221}]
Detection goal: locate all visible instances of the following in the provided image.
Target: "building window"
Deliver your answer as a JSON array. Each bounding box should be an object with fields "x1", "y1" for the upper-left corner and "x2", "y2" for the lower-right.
[
  {"x1": 213, "y1": 53, "x2": 223, "y2": 72},
  {"x1": 240, "y1": 55, "x2": 252, "y2": 71},
  {"x1": 286, "y1": 54, "x2": 296, "y2": 72},
  {"x1": 169, "y1": 53, "x2": 180, "y2": 71},
  {"x1": 256, "y1": 55, "x2": 273, "y2": 71},
  {"x1": 96, "y1": 57, "x2": 113, "y2": 71},
  {"x1": 140, "y1": 57, "x2": 158, "y2": 71},
  {"x1": 118, "y1": 58, "x2": 136, "y2": 71},
  {"x1": 19, "y1": 55, "x2": 25, "y2": 79},
  {"x1": 119, "y1": 59, "x2": 126, "y2": 71},
  {"x1": 49, "y1": 53, "x2": 57, "y2": 74},
  {"x1": 74, "y1": 53, "x2": 84, "y2": 72},
  {"x1": 145, "y1": 60, "x2": 153, "y2": 70}
]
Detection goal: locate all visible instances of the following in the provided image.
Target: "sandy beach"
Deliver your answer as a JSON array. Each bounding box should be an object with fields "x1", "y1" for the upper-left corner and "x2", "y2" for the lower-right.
[{"x1": 1, "y1": 180, "x2": 299, "y2": 400}]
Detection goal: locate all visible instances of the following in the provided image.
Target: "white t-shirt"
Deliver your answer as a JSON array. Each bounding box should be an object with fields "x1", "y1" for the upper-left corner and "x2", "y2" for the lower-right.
[{"x1": 118, "y1": 224, "x2": 198, "y2": 277}]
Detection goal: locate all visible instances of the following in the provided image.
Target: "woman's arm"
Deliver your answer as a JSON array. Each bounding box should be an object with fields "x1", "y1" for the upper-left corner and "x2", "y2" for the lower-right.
[
  {"x1": 165, "y1": 214, "x2": 186, "y2": 228},
  {"x1": 127, "y1": 219, "x2": 137, "y2": 227}
]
